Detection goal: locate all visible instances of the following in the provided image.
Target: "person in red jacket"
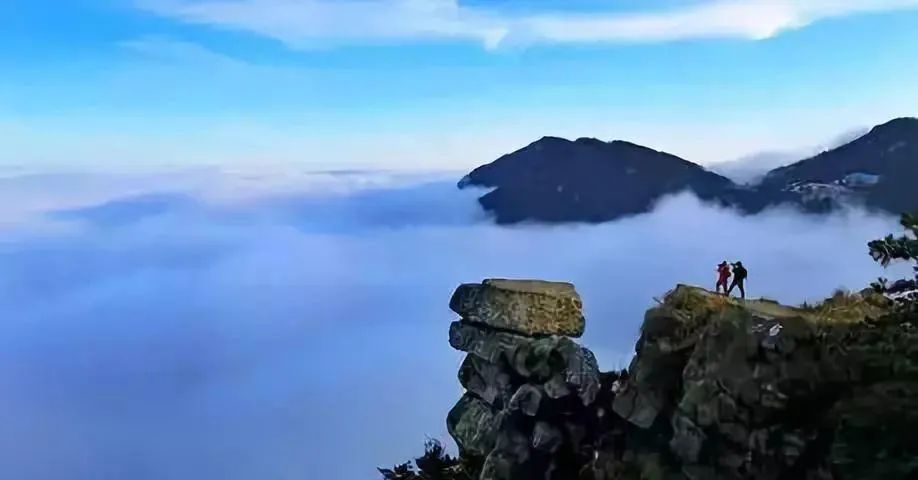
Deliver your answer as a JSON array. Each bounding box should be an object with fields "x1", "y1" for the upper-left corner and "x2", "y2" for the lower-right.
[{"x1": 716, "y1": 261, "x2": 732, "y2": 294}]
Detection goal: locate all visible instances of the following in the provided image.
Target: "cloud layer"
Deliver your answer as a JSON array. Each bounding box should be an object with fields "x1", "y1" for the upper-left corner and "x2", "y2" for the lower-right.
[
  {"x1": 0, "y1": 169, "x2": 908, "y2": 479},
  {"x1": 711, "y1": 126, "x2": 872, "y2": 184},
  {"x1": 138, "y1": 0, "x2": 918, "y2": 49}
]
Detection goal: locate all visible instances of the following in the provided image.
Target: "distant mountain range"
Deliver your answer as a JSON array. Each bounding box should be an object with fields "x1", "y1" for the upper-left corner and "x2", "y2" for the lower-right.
[
  {"x1": 459, "y1": 117, "x2": 918, "y2": 223},
  {"x1": 708, "y1": 151, "x2": 802, "y2": 185},
  {"x1": 709, "y1": 127, "x2": 872, "y2": 185}
]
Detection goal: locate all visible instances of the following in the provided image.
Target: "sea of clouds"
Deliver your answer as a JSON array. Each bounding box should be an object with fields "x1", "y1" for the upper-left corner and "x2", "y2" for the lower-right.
[{"x1": 0, "y1": 168, "x2": 907, "y2": 480}]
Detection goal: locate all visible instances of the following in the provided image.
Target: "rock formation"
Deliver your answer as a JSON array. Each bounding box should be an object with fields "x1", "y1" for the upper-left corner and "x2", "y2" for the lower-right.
[
  {"x1": 383, "y1": 281, "x2": 918, "y2": 480},
  {"x1": 608, "y1": 284, "x2": 918, "y2": 480},
  {"x1": 446, "y1": 279, "x2": 604, "y2": 479}
]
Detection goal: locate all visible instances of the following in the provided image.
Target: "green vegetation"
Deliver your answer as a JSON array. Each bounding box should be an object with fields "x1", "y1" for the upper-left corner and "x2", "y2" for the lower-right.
[
  {"x1": 870, "y1": 212, "x2": 918, "y2": 309},
  {"x1": 378, "y1": 440, "x2": 473, "y2": 480},
  {"x1": 870, "y1": 213, "x2": 918, "y2": 267}
]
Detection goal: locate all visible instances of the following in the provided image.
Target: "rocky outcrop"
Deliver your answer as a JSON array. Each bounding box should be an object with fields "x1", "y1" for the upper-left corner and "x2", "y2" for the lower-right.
[
  {"x1": 450, "y1": 279, "x2": 586, "y2": 337},
  {"x1": 611, "y1": 285, "x2": 918, "y2": 479},
  {"x1": 615, "y1": 285, "x2": 918, "y2": 480},
  {"x1": 446, "y1": 279, "x2": 603, "y2": 479},
  {"x1": 385, "y1": 281, "x2": 918, "y2": 480}
]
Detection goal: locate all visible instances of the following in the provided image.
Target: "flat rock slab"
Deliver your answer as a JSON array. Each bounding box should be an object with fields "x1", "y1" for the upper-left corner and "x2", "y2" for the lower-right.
[{"x1": 450, "y1": 279, "x2": 585, "y2": 337}]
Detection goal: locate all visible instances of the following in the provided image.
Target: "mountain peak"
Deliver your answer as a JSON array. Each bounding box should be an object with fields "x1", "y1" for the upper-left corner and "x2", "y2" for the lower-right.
[
  {"x1": 461, "y1": 116, "x2": 918, "y2": 224},
  {"x1": 754, "y1": 116, "x2": 918, "y2": 214},
  {"x1": 460, "y1": 135, "x2": 732, "y2": 223},
  {"x1": 866, "y1": 116, "x2": 918, "y2": 137},
  {"x1": 574, "y1": 137, "x2": 607, "y2": 146},
  {"x1": 873, "y1": 116, "x2": 918, "y2": 128},
  {"x1": 530, "y1": 135, "x2": 572, "y2": 146}
]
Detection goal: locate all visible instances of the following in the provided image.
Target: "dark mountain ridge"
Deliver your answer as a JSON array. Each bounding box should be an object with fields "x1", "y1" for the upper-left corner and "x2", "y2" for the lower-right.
[
  {"x1": 460, "y1": 136, "x2": 736, "y2": 224},
  {"x1": 758, "y1": 117, "x2": 918, "y2": 214},
  {"x1": 460, "y1": 117, "x2": 918, "y2": 223}
]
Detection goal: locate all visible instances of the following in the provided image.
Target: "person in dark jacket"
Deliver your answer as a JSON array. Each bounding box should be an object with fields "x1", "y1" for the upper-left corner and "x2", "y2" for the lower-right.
[
  {"x1": 728, "y1": 261, "x2": 748, "y2": 299},
  {"x1": 715, "y1": 261, "x2": 731, "y2": 294}
]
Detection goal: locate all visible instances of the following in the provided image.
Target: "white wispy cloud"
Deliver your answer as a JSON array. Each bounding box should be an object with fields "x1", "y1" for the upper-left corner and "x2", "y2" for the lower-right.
[
  {"x1": 137, "y1": 0, "x2": 509, "y2": 49},
  {"x1": 120, "y1": 35, "x2": 252, "y2": 67},
  {"x1": 138, "y1": 0, "x2": 918, "y2": 50}
]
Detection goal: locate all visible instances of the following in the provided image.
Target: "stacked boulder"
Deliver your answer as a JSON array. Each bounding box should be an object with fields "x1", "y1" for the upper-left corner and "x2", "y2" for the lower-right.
[{"x1": 446, "y1": 279, "x2": 602, "y2": 480}]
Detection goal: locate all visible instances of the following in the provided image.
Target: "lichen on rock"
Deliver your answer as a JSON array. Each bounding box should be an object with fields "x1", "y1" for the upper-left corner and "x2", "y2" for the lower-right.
[
  {"x1": 450, "y1": 279, "x2": 585, "y2": 337},
  {"x1": 446, "y1": 279, "x2": 601, "y2": 479},
  {"x1": 613, "y1": 285, "x2": 917, "y2": 480}
]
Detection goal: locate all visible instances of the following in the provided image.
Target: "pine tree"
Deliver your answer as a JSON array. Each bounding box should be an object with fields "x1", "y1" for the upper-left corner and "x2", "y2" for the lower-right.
[{"x1": 869, "y1": 212, "x2": 918, "y2": 307}]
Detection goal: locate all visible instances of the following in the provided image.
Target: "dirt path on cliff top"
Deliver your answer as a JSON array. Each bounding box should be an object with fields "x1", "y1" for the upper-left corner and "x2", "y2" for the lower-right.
[
  {"x1": 674, "y1": 285, "x2": 888, "y2": 325},
  {"x1": 673, "y1": 285, "x2": 806, "y2": 316},
  {"x1": 673, "y1": 285, "x2": 877, "y2": 325}
]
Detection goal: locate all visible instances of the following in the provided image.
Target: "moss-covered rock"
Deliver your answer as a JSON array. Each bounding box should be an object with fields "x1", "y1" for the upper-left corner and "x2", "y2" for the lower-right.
[
  {"x1": 450, "y1": 279, "x2": 585, "y2": 337},
  {"x1": 614, "y1": 285, "x2": 915, "y2": 480}
]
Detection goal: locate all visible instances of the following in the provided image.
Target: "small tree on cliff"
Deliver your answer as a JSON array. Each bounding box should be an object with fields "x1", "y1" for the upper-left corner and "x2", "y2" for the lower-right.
[
  {"x1": 378, "y1": 439, "x2": 471, "y2": 480},
  {"x1": 869, "y1": 212, "x2": 918, "y2": 307}
]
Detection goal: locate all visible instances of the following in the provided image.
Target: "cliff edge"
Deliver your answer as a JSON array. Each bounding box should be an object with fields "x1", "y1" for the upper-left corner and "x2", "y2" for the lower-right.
[{"x1": 383, "y1": 281, "x2": 918, "y2": 480}]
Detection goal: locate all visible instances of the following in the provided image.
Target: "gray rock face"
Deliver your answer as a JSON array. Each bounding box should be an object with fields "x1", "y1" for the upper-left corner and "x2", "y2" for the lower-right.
[
  {"x1": 450, "y1": 279, "x2": 585, "y2": 337},
  {"x1": 508, "y1": 384, "x2": 543, "y2": 417},
  {"x1": 449, "y1": 321, "x2": 529, "y2": 365},
  {"x1": 447, "y1": 395, "x2": 502, "y2": 458},
  {"x1": 611, "y1": 387, "x2": 659, "y2": 429},
  {"x1": 459, "y1": 355, "x2": 515, "y2": 407},
  {"x1": 427, "y1": 282, "x2": 918, "y2": 480},
  {"x1": 531, "y1": 422, "x2": 563, "y2": 453},
  {"x1": 542, "y1": 375, "x2": 570, "y2": 399},
  {"x1": 608, "y1": 285, "x2": 918, "y2": 480},
  {"x1": 446, "y1": 280, "x2": 602, "y2": 479},
  {"x1": 557, "y1": 341, "x2": 601, "y2": 405}
]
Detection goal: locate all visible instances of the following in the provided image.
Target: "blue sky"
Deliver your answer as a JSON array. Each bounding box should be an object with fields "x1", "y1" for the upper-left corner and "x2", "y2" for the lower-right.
[{"x1": 3, "y1": 0, "x2": 918, "y2": 172}]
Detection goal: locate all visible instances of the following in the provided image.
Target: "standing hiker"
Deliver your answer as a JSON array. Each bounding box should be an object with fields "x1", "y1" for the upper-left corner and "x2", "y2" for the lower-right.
[
  {"x1": 716, "y1": 261, "x2": 732, "y2": 294},
  {"x1": 729, "y1": 261, "x2": 748, "y2": 299}
]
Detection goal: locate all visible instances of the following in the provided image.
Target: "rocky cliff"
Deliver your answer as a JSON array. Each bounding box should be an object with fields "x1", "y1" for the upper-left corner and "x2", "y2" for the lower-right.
[{"x1": 382, "y1": 280, "x2": 918, "y2": 480}]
